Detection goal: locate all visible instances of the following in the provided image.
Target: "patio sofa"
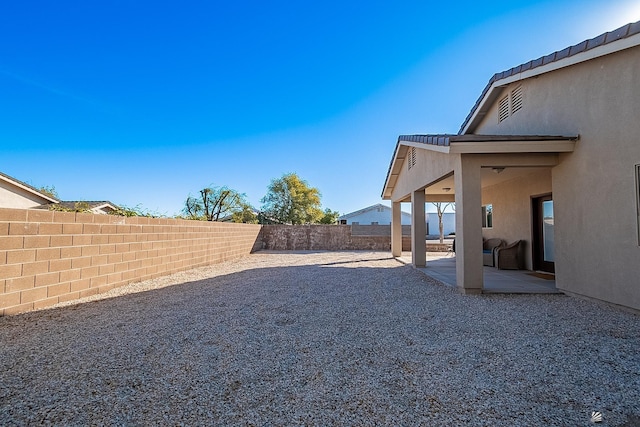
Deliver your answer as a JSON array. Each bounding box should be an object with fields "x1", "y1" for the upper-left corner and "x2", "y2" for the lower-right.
[
  {"x1": 482, "y1": 238, "x2": 504, "y2": 267},
  {"x1": 495, "y1": 240, "x2": 525, "y2": 270}
]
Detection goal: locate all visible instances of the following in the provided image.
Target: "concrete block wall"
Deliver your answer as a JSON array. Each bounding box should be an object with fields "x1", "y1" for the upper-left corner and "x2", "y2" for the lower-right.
[
  {"x1": 261, "y1": 225, "x2": 392, "y2": 251},
  {"x1": 351, "y1": 224, "x2": 412, "y2": 236},
  {"x1": 0, "y1": 208, "x2": 261, "y2": 316}
]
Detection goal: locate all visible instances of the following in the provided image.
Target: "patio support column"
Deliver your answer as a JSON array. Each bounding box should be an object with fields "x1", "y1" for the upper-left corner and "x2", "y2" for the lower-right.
[
  {"x1": 391, "y1": 201, "x2": 402, "y2": 257},
  {"x1": 411, "y1": 190, "x2": 426, "y2": 267},
  {"x1": 454, "y1": 156, "x2": 483, "y2": 294}
]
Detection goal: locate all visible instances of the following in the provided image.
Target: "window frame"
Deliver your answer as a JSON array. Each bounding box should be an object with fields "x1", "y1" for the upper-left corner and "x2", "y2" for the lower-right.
[{"x1": 482, "y1": 204, "x2": 493, "y2": 229}]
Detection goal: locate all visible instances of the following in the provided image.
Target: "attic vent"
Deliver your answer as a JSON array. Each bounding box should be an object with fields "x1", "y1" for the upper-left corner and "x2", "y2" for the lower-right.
[
  {"x1": 498, "y1": 95, "x2": 510, "y2": 122},
  {"x1": 408, "y1": 147, "x2": 416, "y2": 170},
  {"x1": 511, "y1": 85, "x2": 524, "y2": 114}
]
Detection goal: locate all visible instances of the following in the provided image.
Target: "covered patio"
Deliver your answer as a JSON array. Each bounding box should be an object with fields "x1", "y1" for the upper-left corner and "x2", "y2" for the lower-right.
[
  {"x1": 397, "y1": 252, "x2": 561, "y2": 294},
  {"x1": 383, "y1": 134, "x2": 578, "y2": 295}
]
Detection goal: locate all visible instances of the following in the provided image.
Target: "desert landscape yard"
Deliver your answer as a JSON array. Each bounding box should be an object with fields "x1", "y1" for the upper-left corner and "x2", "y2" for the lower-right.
[{"x1": 1, "y1": 251, "x2": 638, "y2": 426}]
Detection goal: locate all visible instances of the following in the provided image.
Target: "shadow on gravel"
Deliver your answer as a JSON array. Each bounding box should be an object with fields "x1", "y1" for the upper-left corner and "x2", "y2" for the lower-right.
[{"x1": 1, "y1": 254, "x2": 639, "y2": 426}]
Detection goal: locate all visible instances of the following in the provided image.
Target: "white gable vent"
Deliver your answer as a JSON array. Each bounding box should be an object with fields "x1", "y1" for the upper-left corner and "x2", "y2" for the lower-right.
[
  {"x1": 511, "y1": 85, "x2": 524, "y2": 114},
  {"x1": 498, "y1": 95, "x2": 510, "y2": 122},
  {"x1": 408, "y1": 147, "x2": 416, "y2": 170}
]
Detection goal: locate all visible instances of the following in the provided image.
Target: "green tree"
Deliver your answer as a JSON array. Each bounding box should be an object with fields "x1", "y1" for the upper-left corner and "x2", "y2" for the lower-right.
[
  {"x1": 260, "y1": 173, "x2": 323, "y2": 224},
  {"x1": 232, "y1": 204, "x2": 259, "y2": 224},
  {"x1": 39, "y1": 185, "x2": 59, "y2": 199},
  {"x1": 318, "y1": 208, "x2": 340, "y2": 224},
  {"x1": 183, "y1": 186, "x2": 248, "y2": 221},
  {"x1": 109, "y1": 204, "x2": 163, "y2": 218}
]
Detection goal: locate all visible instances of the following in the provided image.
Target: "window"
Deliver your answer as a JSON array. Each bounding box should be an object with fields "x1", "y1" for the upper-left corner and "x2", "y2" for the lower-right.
[
  {"x1": 482, "y1": 204, "x2": 493, "y2": 228},
  {"x1": 636, "y1": 165, "x2": 640, "y2": 245},
  {"x1": 408, "y1": 147, "x2": 416, "y2": 170}
]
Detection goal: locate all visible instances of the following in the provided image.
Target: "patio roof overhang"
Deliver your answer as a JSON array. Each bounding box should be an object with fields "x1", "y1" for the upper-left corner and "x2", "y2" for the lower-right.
[{"x1": 381, "y1": 134, "x2": 579, "y2": 200}]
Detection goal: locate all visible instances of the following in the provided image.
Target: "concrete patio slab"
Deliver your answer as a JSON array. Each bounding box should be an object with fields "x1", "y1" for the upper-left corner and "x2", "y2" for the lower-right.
[{"x1": 397, "y1": 252, "x2": 561, "y2": 294}]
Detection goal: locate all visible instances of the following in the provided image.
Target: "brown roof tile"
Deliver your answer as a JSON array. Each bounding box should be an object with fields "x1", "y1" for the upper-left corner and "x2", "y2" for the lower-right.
[
  {"x1": 586, "y1": 33, "x2": 607, "y2": 49},
  {"x1": 569, "y1": 40, "x2": 588, "y2": 56},
  {"x1": 605, "y1": 25, "x2": 630, "y2": 43}
]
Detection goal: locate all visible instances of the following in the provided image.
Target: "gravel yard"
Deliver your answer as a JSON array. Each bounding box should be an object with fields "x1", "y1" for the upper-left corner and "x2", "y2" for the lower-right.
[{"x1": 1, "y1": 251, "x2": 639, "y2": 426}]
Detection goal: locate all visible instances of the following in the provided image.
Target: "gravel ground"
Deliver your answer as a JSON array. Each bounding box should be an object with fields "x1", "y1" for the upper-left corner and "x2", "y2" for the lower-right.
[{"x1": 1, "y1": 251, "x2": 639, "y2": 426}]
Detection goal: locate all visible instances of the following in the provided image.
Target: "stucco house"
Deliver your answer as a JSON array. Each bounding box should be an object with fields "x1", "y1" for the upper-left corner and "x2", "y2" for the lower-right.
[
  {"x1": 41, "y1": 201, "x2": 120, "y2": 215},
  {"x1": 0, "y1": 171, "x2": 119, "y2": 214},
  {"x1": 382, "y1": 21, "x2": 640, "y2": 311},
  {"x1": 0, "y1": 171, "x2": 59, "y2": 209},
  {"x1": 338, "y1": 203, "x2": 412, "y2": 225},
  {"x1": 427, "y1": 212, "x2": 455, "y2": 238}
]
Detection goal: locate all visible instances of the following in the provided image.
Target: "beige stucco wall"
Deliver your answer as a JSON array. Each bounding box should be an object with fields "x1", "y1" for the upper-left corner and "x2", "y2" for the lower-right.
[
  {"x1": 0, "y1": 182, "x2": 47, "y2": 209},
  {"x1": 474, "y1": 45, "x2": 640, "y2": 310},
  {"x1": 390, "y1": 148, "x2": 457, "y2": 201}
]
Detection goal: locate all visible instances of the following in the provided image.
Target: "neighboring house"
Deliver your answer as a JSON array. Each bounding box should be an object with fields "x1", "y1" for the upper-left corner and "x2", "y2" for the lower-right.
[
  {"x1": 0, "y1": 171, "x2": 119, "y2": 214},
  {"x1": 427, "y1": 212, "x2": 455, "y2": 237},
  {"x1": 0, "y1": 171, "x2": 59, "y2": 209},
  {"x1": 382, "y1": 21, "x2": 640, "y2": 311},
  {"x1": 41, "y1": 201, "x2": 120, "y2": 215},
  {"x1": 338, "y1": 203, "x2": 412, "y2": 225}
]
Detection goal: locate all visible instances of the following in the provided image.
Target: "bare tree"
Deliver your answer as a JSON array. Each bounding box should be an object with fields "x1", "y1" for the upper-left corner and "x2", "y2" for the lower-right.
[
  {"x1": 183, "y1": 186, "x2": 248, "y2": 221},
  {"x1": 432, "y1": 202, "x2": 454, "y2": 243}
]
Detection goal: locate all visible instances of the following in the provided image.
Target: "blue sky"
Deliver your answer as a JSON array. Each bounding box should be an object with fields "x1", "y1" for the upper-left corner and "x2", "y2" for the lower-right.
[{"x1": 2, "y1": 0, "x2": 639, "y2": 217}]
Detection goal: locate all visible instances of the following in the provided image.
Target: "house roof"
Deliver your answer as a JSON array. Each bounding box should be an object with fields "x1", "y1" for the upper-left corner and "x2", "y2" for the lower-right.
[
  {"x1": 398, "y1": 134, "x2": 578, "y2": 151},
  {"x1": 338, "y1": 203, "x2": 411, "y2": 220},
  {"x1": 459, "y1": 20, "x2": 640, "y2": 134},
  {"x1": 35, "y1": 201, "x2": 120, "y2": 212},
  {"x1": 382, "y1": 134, "x2": 578, "y2": 199},
  {"x1": 0, "y1": 170, "x2": 60, "y2": 204},
  {"x1": 60, "y1": 201, "x2": 119, "y2": 210},
  {"x1": 381, "y1": 20, "x2": 640, "y2": 201},
  {"x1": 338, "y1": 204, "x2": 389, "y2": 220}
]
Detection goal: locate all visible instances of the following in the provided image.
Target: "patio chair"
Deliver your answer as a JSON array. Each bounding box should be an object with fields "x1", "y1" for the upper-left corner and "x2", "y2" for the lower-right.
[
  {"x1": 495, "y1": 240, "x2": 524, "y2": 270},
  {"x1": 482, "y1": 238, "x2": 504, "y2": 267}
]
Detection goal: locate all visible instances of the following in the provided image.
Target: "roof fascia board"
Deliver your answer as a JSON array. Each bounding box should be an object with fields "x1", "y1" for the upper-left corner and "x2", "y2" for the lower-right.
[
  {"x1": 381, "y1": 143, "x2": 405, "y2": 199},
  {"x1": 399, "y1": 140, "x2": 451, "y2": 153},
  {"x1": 462, "y1": 32, "x2": 640, "y2": 134},
  {"x1": 94, "y1": 203, "x2": 118, "y2": 210},
  {"x1": 0, "y1": 175, "x2": 59, "y2": 204},
  {"x1": 449, "y1": 139, "x2": 576, "y2": 154}
]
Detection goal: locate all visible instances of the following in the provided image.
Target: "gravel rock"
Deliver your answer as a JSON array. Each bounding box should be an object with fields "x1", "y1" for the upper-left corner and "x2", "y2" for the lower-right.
[{"x1": 1, "y1": 251, "x2": 638, "y2": 426}]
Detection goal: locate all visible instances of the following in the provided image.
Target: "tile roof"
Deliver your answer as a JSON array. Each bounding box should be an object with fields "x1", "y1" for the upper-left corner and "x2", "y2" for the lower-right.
[
  {"x1": 34, "y1": 201, "x2": 120, "y2": 211},
  {"x1": 458, "y1": 20, "x2": 640, "y2": 134},
  {"x1": 57, "y1": 201, "x2": 119, "y2": 210},
  {"x1": 398, "y1": 134, "x2": 577, "y2": 147}
]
